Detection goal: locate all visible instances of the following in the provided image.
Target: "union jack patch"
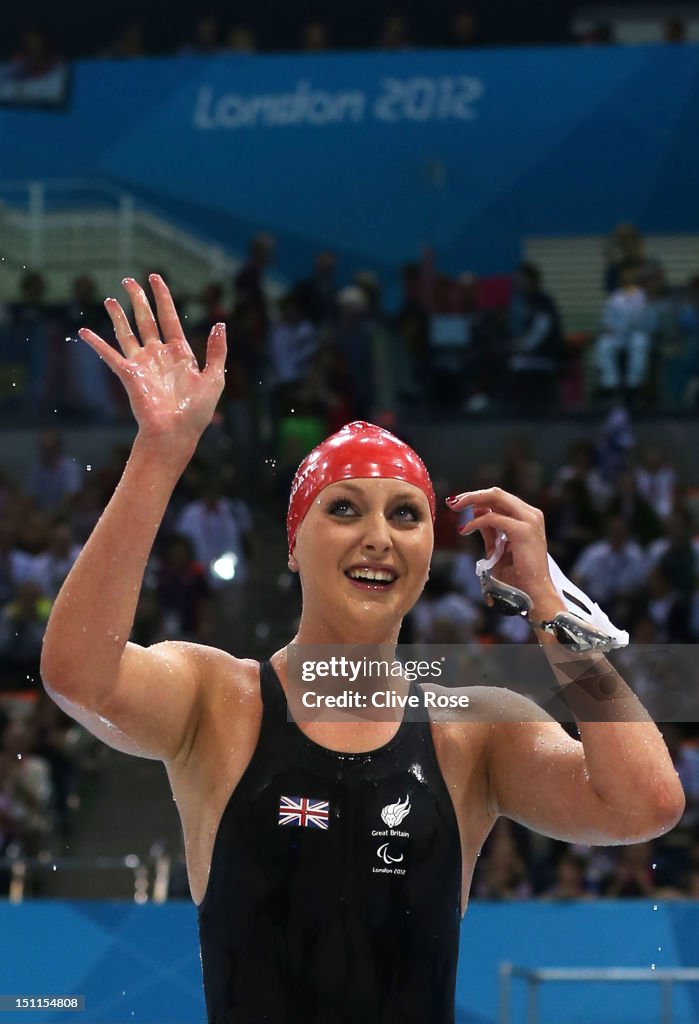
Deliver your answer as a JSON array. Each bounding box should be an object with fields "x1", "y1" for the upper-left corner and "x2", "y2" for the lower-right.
[{"x1": 278, "y1": 795, "x2": 330, "y2": 829}]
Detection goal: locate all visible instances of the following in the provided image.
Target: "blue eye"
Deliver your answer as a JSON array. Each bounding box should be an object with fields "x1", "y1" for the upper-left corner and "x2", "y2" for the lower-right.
[
  {"x1": 327, "y1": 499, "x2": 356, "y2": 517},
  {"x1": 392, "y1": 504, "x2": 422, "y2": 522}
]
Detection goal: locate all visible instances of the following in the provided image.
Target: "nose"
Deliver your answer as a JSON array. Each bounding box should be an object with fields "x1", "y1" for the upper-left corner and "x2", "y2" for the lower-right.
[{"x1": 360, "y1": 511, "x2": 392, "y2": 554}]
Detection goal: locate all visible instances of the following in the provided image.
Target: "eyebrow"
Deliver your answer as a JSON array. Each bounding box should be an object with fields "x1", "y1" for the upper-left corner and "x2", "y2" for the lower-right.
[{"x1": 329, "y1": 482, "x2": 422, "y2": 503}]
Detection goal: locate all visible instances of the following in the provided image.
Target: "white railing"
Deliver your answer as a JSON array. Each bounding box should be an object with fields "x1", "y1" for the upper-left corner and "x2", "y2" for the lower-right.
[
  {"x1": 0, "y1": 842, "x2": 172, "y2": 903},
  {"x1": 499, "y1": 962, "x2": 699, "y2": 1024},
  {"x1": 523, "y1": 234, "x2": 699, "y2": 333},
  {"x1": 0, "y1": 178, "x2": 287, "y2": 301}
]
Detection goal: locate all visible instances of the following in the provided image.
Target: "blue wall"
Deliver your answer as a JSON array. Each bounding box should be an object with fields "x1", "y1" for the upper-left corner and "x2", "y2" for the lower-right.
[
  {"x1": 1, "y1": 901, "x2": 698, "y2": 1023},
  {"x1": 1, "y1": 47, "x2": 699, "y2": 298}
]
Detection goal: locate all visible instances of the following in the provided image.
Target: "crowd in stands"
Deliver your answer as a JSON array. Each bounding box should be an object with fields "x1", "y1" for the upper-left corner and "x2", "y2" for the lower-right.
[
  {"x1": 2, "y1": 9, "x2": 695, "y2": 68},
  {"x1": 2, "y1": 218, "x2": 699, "y2": 895},
  {"x1": 0, "y1": 423, "x2": 253, "y2": 873},
  {"x1": 2, "y1": 223, "x2": 698, "y2": 442},
  {"x1": 1, "y1": 401, "x2": 699, "y2": 895}
]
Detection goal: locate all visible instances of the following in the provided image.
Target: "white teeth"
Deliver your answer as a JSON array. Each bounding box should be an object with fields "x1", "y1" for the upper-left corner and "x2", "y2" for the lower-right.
[{"x1": 347, "y1": 569, "x2": 395, "y2": 583}]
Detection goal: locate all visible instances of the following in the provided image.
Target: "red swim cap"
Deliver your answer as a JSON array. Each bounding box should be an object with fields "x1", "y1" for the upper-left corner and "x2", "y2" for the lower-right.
[{"x1": 287, "y1": 421, "x2": 435, "y2": 554}]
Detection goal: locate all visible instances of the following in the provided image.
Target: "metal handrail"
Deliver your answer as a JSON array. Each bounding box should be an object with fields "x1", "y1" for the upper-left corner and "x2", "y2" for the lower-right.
[
  {"x1": 0, "y1": 854, "x2": 148, "y2": 904},
  {"x1": 499, "y1": 963, "x2": 699, "y2": 1024}
]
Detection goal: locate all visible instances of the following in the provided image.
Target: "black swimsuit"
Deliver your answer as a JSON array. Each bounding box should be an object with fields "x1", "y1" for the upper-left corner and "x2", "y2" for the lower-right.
[{"x1": 197, "y1": 659, "x2": 463, "y2": 1023}]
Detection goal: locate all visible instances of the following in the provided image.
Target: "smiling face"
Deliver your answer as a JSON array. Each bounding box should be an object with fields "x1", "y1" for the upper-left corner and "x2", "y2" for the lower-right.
[{"x1": 291, "y1": 477, "x2": 433, "y2": 643}]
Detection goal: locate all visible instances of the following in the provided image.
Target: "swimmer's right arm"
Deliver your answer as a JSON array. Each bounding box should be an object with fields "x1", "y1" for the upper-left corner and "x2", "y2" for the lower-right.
[{"x1": 40, "y1": 276, "x2": 227, "y2": 764}]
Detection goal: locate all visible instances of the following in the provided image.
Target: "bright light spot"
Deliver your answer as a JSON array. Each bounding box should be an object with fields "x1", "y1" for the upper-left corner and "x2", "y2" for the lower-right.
[{"x1": 211, "y1": 552, "x2": 238, "y2": 581}]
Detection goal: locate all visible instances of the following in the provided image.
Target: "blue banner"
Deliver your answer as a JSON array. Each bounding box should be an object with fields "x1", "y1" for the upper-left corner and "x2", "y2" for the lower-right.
[
  {"x1": 1, "y1": 47, "x2": 698, "y2": 289},
  {"x1": 1, "y1": 901, "x2": 698, "y2": 1023}
]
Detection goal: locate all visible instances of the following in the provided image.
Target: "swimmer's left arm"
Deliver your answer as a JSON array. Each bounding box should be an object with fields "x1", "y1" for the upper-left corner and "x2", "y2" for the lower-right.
[{"x1": 484, "y1": 679, "x2": 685, "y2": 844}]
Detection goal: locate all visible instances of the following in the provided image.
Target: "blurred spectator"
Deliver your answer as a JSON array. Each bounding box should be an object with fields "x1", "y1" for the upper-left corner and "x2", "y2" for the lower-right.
[
  {"x1": 28, "y1": 522, "x2": 81, "y2": 599},
  {"x1": 269, "y1": 293, "x2": 318, "y2": 427},
  {"x1": 231, "y1": 236, "x2": 276, "y2": 468},
  {"x1": 354, "y1": 271, "x2": 403, "y2": 421},
  {"x1": 26, "y1": 430, "x2": 82, "y2": 514},
  {"x1": 294, "y1": 252, "x2": 339, "y2": 327},
  {"x1": 451, "y1": 533, "x2": 488, "y2": 606},
  {"x1": 643, "y1": 265, "x2": 680, "y2": 407},
  {"x1": 105, "y1": 20, "x2": 147, "y2": 59},
  {"x1": 0, "y1": 581, "x2": 51, "y2": 689},
  {"x1": 378, "y1": 15, "x2": 412, "y2": 50},
  {"x1": 68, "y1": 481, "x2": 105, "y2": 544},
  {"x1": 572, "y1": 516, "x2": 647, "y2": 607},
  {"x1": 644, "y1": 564, "x2": 692, "y2": 642},
  {"x1": 410, "y1": 567, "x2": 481, "y2": 645},
  {"x1": 547, "y1": 478, "x2": 601, "y2": 573},
  {"x1": 95, "y1": 441, "x2": 130, "y2": 502},
  {"x1": 597, "y1": 405, "x2": 635, "y2": 485},
  {"x1": 646, "y1": 509, "x2": 699, "y2": 597},
  {"x1": 595, "y1": 264, "x2": 651, "y2": 403},
  {"x1": 181, "y1": 15, "x2": 221, "y2": 55},
  {"x1": 576, "y1": 22, "x2": 615, "y2": 45},
  {"x1": 175, "y1": 476, "x2": 253, "y2": 587},
  {"x1": 506, "y1": 262, "x2": 563, "y2": 413},
  {"x1": 499, "y1": 438, "x2": 545, "y2": 505},
  {"x1": 333, "y1": 286, "x2": 375, "y2": 419},
  {"x1": 7, "y1": 271, "x2": 59, "y2": 413},
  {"x1": 473, "y1": 820, "x2": 533, "y2": 900},
  {"x1": 549, "y1": 440, "x2": 610, "y2": 511},
  {"x1": 54, "y1": 276, "x2": 119, "y2": 421},
  {"x1": 635, "y1": 446, "x2": 676, "y2": 522},
  {"x1": 274, "y1": 391, "x2": 329, "y2": 499},
  {"x1": 0, "y1": 718, "x2": 53, "y2": 855},
  {"x1": 607, "y1": 470, "x2": 665, "y2": 545},
  {"x1": 153, "y1": 534, "x2": 215, "y2": 642},
  {"x1": 296, "y1": 340, "x2": 353, "y2": 436},
  {"x1": 8, "y1": 29, "x2": 62, "y2": 80},
  {"x1": 195, "y1": 282, "x2": 228, "y2": 333},
  {"x1": 301, "y1": 21, "x2": 330, "y2": 52},
  {"x1": 395, "y1": 262, "x2": 429, "y2": 395},
  {"x1": 234, "y1": 233, "x2": 276, "y2": 317},
  {"x1": 225, "y1": 27, "x2": 257, "y2": 53},
  {"x1": 0, "y1": 521, "x2": 38, "y2": 605},
  {"x1": 666, "y1": 275, "x2": 699, "y2": 408},
  {"x1": 432, "y1": 477, "x2": 467, "y2": 552},
  {"x1": 603, "y1": 843, "x2": 656, "y2": 897},
  {"x1": 663, "y1": 17, "x2": 687, "y2": 43},
  {"x1": 32, "y1": 693, "x2": 86, "y2": 840},
  {"x1": 131, "y1": 588, "x2": 167, "y2": 646},
  {"x1": 542, "y1": 852, "x2": 593, "y2": 900},
  {"x1": 603, "y1": 223, "x2": 650, "y2": 294},
  {"x1": 447, "y1": 8, "x2": 480, "y2": 47},
  {"x1": 660, "y1": 726, "x2": 699, "y2": 833}
]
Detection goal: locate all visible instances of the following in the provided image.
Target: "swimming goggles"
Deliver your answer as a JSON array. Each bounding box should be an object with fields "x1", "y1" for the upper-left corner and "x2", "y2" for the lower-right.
[{"x1": 475, "y1": 531, "x2": 629, "y2": 653}]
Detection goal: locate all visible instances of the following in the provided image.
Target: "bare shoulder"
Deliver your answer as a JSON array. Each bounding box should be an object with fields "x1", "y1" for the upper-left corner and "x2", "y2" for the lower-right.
[
  {"x1": 179, "y1": 647, "x2": 263, "y2": 763},
  {"x1": 46, "y1": 640, "x2": 261, "y2": 765}
]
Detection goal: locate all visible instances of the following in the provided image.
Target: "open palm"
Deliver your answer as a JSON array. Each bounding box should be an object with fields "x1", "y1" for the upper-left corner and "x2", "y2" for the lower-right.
[{"x1": 78, "y1": 275, "x2": 226, "y2": 443}]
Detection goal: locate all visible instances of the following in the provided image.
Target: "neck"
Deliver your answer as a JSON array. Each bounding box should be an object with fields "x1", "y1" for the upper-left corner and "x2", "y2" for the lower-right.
[{"x1": 293, "y1": 611, "x2": 401, "y2": 651}]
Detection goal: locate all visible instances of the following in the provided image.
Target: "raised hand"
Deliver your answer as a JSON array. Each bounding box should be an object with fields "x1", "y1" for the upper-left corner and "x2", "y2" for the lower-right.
[
  {"x1": 446, "y1": 487, "x2": 564, "y2": 619},
  {"x1": 78, "y1": 275, "x2": 226, "y2": 445}
]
